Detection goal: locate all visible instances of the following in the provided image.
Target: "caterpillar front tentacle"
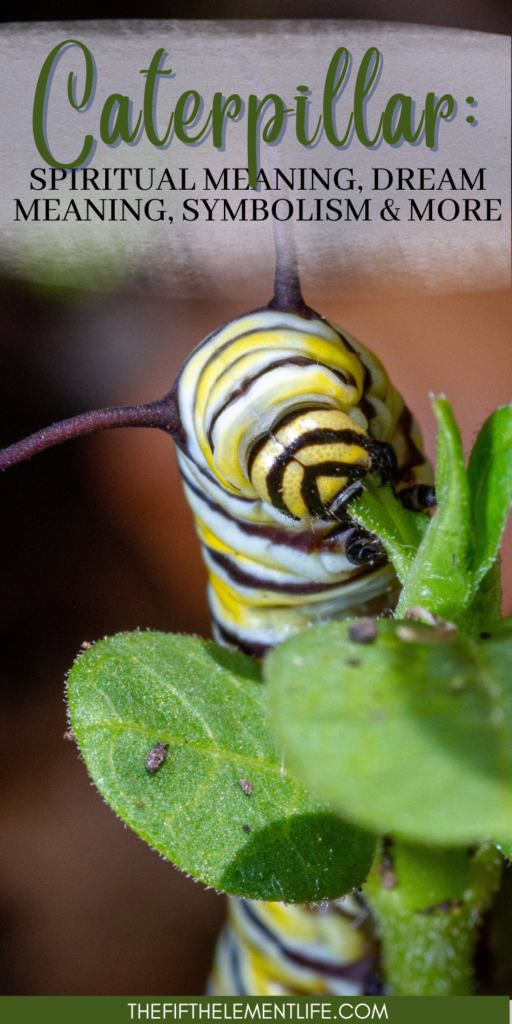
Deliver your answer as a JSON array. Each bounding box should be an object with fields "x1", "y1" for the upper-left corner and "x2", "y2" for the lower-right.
[{"x1": 0, "y1": 392, "x2": 183, "y2": 471}]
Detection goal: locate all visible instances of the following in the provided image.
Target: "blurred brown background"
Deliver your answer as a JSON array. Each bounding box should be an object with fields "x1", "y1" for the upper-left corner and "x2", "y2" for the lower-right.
[{"x1": 0, "y1": 0, "x2": 511, "y2": 999}]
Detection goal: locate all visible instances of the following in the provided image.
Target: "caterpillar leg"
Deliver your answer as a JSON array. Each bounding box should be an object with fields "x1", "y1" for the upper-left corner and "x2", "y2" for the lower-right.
[
  {"x1": 208, "y1": 897, "x2": 380, "y2": 996},
  {"x1": 398, "y1": 485, "x2": 436, "y2": 512},
  {"x1": 344, "y1": 527, "x2": 384, "y2": 567}
]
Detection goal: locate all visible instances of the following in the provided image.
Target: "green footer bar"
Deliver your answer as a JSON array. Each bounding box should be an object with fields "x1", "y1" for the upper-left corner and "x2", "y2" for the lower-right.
[{"x1": 0, "y1": 997, "x2": 508, "y2": 1024}]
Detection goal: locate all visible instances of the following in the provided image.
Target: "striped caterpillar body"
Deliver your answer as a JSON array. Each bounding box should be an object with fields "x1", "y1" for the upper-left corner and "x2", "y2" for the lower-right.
[
  {"x1": 173, "y1": 299, "x2": 432, "y2": 995},
  {"x1": 209, "y1": 896, "x2": 378, "y2": 997},
  {"x1": 0, "y1": 242, "x2": 434, "y2": 996},
  {"x1": 175, "y1": 306, "x2": 432, "y2": 658}
]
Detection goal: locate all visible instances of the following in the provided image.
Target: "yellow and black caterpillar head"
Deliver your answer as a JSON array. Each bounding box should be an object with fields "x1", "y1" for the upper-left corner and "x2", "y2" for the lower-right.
[
  {"x1": 172, "y1": 298, "x2": 434, "y2": 569},
  {"x1": 248, "y1": 409, "x2": 395, "y2": 522}
]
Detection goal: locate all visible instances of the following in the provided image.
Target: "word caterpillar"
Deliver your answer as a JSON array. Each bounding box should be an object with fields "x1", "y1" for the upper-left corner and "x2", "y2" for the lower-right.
[{"x1": 0, "y1": 241, "x2": 433, "y2": 996}]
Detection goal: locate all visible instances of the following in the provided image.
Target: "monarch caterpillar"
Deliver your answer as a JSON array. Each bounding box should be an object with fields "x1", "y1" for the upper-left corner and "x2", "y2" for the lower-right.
[{"x1": 0, "y1": 234, "x2": 434, "y2": 996}]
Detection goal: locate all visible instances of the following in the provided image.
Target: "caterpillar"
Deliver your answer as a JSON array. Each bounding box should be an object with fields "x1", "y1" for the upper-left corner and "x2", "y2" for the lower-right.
[
  {"x1": 0, "y1": 235, "x2": 434, "y2": 996},
  {"x1": 173, "y1": 280, "x2": 433, "y2": 658}
]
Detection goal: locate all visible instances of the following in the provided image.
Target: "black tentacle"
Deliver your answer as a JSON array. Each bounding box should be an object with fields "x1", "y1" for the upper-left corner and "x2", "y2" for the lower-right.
[
  {"x1": 0, "y1": 390, "x2": 181, "y2": 472},
  {"x1": 266, "y1": 222, "x2": 321, "y2": 321}
]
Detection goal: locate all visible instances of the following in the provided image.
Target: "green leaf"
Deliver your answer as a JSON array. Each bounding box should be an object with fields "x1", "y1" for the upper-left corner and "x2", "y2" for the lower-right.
[
  {"x1": 457, "y1": 558, "x2": 503, "y2": 637},
  {"x1": 265, "y1": 618, "x2": 512, "y2": 846},
  {"x1": 68, "y1": 631, "x2": 375, "y2": 902},
  {"x1": 396, "y1": 397, "x2": 473, "y2": 622},
  {"x1": 351, "y1": 477, "x2": 428, "y2": 583},
  {"x1": 467, "y1": 404, "x2": 512, "y2": 584},
  {"x1": 363, "y1": 840, "x2": 502, "y2": 996},
  {"x1": 498, "y1": 839, "x2": 512, "y2": 861}
]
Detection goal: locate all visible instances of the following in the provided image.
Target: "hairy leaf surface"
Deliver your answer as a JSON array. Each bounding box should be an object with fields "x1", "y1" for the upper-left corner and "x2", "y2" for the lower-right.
[
  {"x1": 467, "y1": 404, "x2": 512, "y2": 584},
  {"x1": 266, "y1": 618, "x2": 512, "y2": 846},
  {"x1": 396, "y1": 398, "x2": 472, "y2": 621},
  {"x1": 68, "y1": 631, "x2": 375, "y2": 901}
]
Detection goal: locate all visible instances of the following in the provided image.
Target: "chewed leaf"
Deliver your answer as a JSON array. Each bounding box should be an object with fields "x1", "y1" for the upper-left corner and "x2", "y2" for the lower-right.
[
  {"x1": 397, "y1": 398, "x2": 473, "y2": 622},
  {"x1": 352, "y1": 478, "x2": 428, "y2": 583},
  {"x1": 68, "y1": 631, "x2": 375, "y2": 902},
  {"x1": 266, "y1": 618, "x2": 512, "y2": 846},
  {"x1": 468, "y1": 404, "x2": 512, "y2": 584}
]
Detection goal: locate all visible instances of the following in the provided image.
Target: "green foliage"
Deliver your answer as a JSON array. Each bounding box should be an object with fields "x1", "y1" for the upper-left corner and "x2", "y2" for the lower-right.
[
  {"x1": 63, "y1": 395, "x2": 512, "y2": 995},
  {"x1": 396, "y1": 398, "x2": 472, "y2": 620},
  {"x1": 467, "y1": 404, "x2": 512, "y2": 585},
  {"x1": 67, "y1": 631, "x2": 375, "y2": 902},
  {"x1": 350, "y1": 476, "x2": 429, "y2": 582},
  {"x1": 353, "y1": 398, "x2": 512, "y2": 633},
  {"x1": 265, "y1": 617, "x2": 512, "y2": 846},
  {"x1": 363, "y1": 840, "x2": 502, "y2": 995}
]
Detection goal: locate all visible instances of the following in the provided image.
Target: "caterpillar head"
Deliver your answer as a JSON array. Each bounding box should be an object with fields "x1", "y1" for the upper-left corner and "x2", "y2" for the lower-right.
[
  {"x1": 177, "y1": 305, "x2": 404, "y2": 525},
  {"x1": 248, "y1": 407, "x2": 372, "y2": 521}
]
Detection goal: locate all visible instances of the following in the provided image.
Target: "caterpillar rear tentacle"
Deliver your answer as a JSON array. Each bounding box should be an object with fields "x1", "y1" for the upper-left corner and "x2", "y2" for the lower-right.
[{"x1": 0, "y1": 231, "x2": 434, "y2": 996}]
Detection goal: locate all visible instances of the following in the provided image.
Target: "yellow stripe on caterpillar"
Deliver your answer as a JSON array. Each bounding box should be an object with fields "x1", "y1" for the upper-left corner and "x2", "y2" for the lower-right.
[
  {"x1": 192, "y1": 328, "x2": 365, "y2": 494},
  {"x1": 295, "y1": 444, "x2": 368, "y2": 467},
  {"x1": 210, "y1": 366, "x2": 364, "y2": 495},
  {"x1": 249, "y1": 408, "x2": 371, "y2": 520},
  {"x1": 280, "y1": 461, "x2": 309, "y2": 519},
  {"x1": 207, "y1": 567, "x2": 371, "y2": 612},
  {"x1": 192, "y1": 519, "x2": 240, "y2": 558},
  {"x1": 316, "y1": 475, "x2": 350, "y2": 504},
  {"x1": 274, "y1": 408, "x2": 366, "y2": 446}
]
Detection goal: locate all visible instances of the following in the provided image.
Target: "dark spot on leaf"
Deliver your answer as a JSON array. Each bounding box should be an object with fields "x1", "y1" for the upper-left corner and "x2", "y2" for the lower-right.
[
  {"x1": 136, "y1": 801, "x2": 144, "y2": 808},
  {"x1": 480, "y1": 632, "x2": 492, "y2": 639},
  {"x1": 239, "y1": 778, "x2": 253, "y2": 795},
  {"x1": 63, "y1": 729, "x2": 76, "y2": 742},
  {"x1": 145, "y1": 742, "x2": 169, "y2": 773},
  {"x1": 349, "y1": 619, "x2": 378, "y2": 644},
  {"x1": 346, "y1": 659, "x2": 361, "y2": 667},
  {"x1": 242, "y1": 824, "x2": 251, "y2": 832}
]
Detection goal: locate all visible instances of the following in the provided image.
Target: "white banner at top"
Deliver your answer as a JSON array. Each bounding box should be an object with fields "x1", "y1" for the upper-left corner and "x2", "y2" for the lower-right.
[{"x1": 0, "y1": 20, "x2": 509, "y2": 296}]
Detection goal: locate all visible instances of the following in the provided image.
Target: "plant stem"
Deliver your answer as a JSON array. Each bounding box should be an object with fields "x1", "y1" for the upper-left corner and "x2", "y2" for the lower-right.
[{"x1": 363, "y1": 839, "x2": 502, "y2": 995}]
